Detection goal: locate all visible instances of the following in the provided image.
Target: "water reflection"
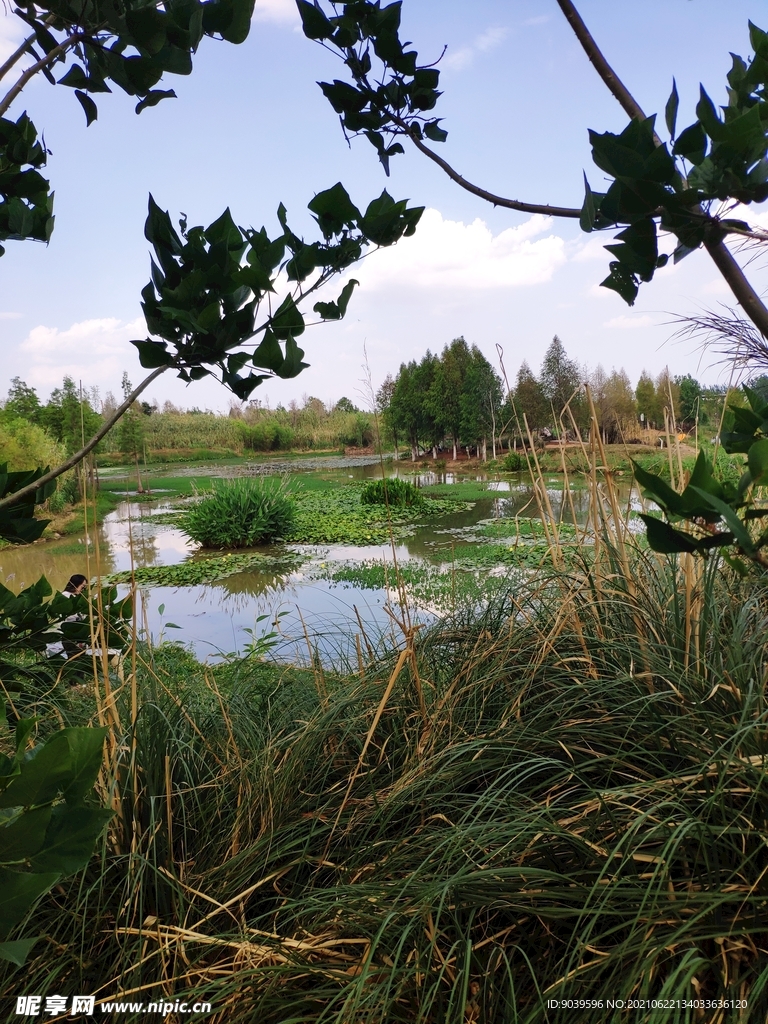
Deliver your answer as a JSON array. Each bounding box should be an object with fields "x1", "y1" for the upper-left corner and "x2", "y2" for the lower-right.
[{"x1": 3, "y1": 466, "x2": 640, "y2": 666}]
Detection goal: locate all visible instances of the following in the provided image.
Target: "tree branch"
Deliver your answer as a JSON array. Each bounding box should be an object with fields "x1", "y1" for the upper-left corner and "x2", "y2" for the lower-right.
[
  {"x1": 0, "y1": 15, "x2": 59, "y2": 84},
  {"x1": 557, "y1": 0, "x2": 768, "y2": 340},
  {"x1": 0, "y1": 365, "x2": 168, "y2": 511},
  {"x1": 0, "y1": 31, "x2": 38, "y2": 84},
  {"x1": 0, "y1": 31, "x2": 85, "y2": 117},
  {"x1": 555, "y1": 0, "x2": 660, "y2": 141},
  {"x1": 703, "y1": 232, "x2": 768, "y2": 339},
  {"x1": 404, "y1": 126, "x2": 581, "y2": 218}
]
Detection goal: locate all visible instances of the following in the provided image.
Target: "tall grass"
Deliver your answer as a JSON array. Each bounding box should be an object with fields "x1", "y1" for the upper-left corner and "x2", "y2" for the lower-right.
[
  {"x1": 3, "y1": 544, "x2": 767, "y2": 1022},
  {"x1": 3, "y1": 401, "x2": 767, "y2": 1022},
  {"x1": 180, "y1": 478, "x2": 295, "y2": 548}
]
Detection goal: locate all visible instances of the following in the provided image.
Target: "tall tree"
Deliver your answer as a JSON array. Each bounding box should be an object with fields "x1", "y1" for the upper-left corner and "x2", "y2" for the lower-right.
[
  {"x1": 539, "y1": 336, "x2": 583, "y2": 430},
  {"x1": 427, "y1": 337, "x2": 472, "y2": 461},
  {"x1": 635, "y1": 370, "x2": 659, "y2": 430},
  {"x1": 603, "y1": 369, "x2": 637, "y2": 442},
  {"x1": 459, "y1": 347, "x2": 502, "y2": 461},
  {"x1": 675, "y1": 374, "x2": 704, "y2": 428},
  {"x1": 3, "y1": 378, "x2": 41, "y2": 423},
  {"x1": 512, "y1": 361, "x2": 548, "y2": 434},
  {"x1": 375, "y1": 374, "x2": 398, "y2": 456}
]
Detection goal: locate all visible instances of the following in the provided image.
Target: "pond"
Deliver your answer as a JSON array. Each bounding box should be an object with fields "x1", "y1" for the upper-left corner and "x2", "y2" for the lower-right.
[{"x1": 1, "y1": 457, "x2": 637, "y2": 666}]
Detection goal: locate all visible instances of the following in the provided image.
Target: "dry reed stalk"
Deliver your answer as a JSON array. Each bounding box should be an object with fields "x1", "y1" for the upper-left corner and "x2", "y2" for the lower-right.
[
  {"x1": 326, "y1": 644, "x2": 411, "y2": 850},
  {"x1": 353, "y1": 604, "x2": 375, "y2": 665},
  {"x1": 297, "y1": 605, "x2": 327, "y2": 707},
  {"x1": 354, "y1": 633, "x2": 365, "y2": 680},
  {"x1": 521, "y1": 413, "x2": 561, "y2": 563}
]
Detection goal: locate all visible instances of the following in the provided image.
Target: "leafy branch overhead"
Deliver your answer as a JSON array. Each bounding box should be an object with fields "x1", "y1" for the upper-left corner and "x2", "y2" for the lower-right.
[
  {"x1": 0, "y1": 0, "x2": 257, "y2": 254},
  {"x1": 134, "y1": 185, "x2": 422, "y2": 400},
  {"x1": 634, "y1": 386, "x2": 768, "y2": 570},
  {"x1": 299, "y1": 2, "x2": 768, "y2": 314}
]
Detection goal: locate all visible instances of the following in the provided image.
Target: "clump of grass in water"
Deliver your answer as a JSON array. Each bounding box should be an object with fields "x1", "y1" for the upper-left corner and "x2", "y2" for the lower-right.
[
  {"x1": 360, "y1": 477, "x2": 424, "y2": 508},
  {"x1": 180, "y1": 477, "x2": 295, "y2": 548}
]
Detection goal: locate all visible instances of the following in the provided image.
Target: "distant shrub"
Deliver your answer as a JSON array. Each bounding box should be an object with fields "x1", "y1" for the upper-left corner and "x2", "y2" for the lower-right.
[
  {"x1": 503, "y1": 451, "x2": 525, "y2": 472},
  {"x1": 360, "y1": 478, "x2": 423, "y2": 508},
  {"x1": 181, "y1": 478, "x2": 295, "y2": 548}
]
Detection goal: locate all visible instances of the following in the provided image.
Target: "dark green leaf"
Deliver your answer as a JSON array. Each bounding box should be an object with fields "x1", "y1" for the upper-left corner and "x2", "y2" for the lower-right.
[
  {"x1": 665, "y1": 78, "x2": 679, "y2": 140},
  {"x1": 0, "y1": 938, "x2": 39, "y2": 966},
  {"x1": 297, "y1": 0, "x2": 332, "y2": 39},
  {"x1": 271, "y1": 294, "x2": 304, "y2": 340},
  {"x1": 423, "y1": 120, "x2": 447, "y2": 143},
  {"x1": 639, "y1": 514, "x2": 698, "y2": 554},
  {"x1": 0, "y1": 806, "x2": 52, "y2": 862},
  {"x1": 673, "y1": 122, "x2": 707, "y2": 165},
  {"x1": 30, "y1": 805, "x2": 112, "y2": 874},
  {"x1": 0, "y1": 866, "x2": 59, "y2": 937},
  {"x1": 747, "y1": 438, "x2": 768, "y2": 486},
  {"x1": 135, "y1": 89, "x2": 176, "y2": 114},
  {"x1": 74, "y1": 91, "x2": 98, "y2": 126},
  {"x1": 131, "y1": 339, "x2": 173, "y2": 368}
]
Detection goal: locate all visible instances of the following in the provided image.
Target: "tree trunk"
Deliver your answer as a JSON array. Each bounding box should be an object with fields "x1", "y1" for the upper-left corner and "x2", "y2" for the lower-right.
[
  {"x1": 482, "y1": 438, "x2": 487, "y2": 462},
  {"x1": 452, "y1": 438, "x2": 457, "y2": 461}
]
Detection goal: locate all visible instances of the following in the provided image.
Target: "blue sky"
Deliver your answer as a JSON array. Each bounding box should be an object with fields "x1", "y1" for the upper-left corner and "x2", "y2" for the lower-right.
[{"x1": 2, "y1": 0, "x2": 766, "y2": 411}]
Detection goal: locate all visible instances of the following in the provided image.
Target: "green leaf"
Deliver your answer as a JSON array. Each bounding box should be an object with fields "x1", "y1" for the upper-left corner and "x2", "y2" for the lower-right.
[
  {"x1": 639, "y1": 514, "x2": 698, "y2": 554},
  {"x1": 689, "y1": 486, "x2": 754, "y2": 553},
  {"x1": 0, "y1": 806, "x2": 52, "y2": 862},
  {"x1": 60, "y1": 728, "x2": 108, "y2": 805},
  {"x1": 136, "y1": 89, "x2": 176, "y2": 114},
  {"x1": 313, "y1": 278, "x2": 358, "y2": 320},
  {"x1": 0, "y1": 866, "x2": 59, "y2": 938},
  {"x1": 631, "y1": 460, "x2": 687, "y2": 515},
  {"x1": 0, "y1": 937, "x2": 39, "y2": 966},
  {"x1": 307, "y1": 182, "x2": 360, "y2": 238},
  {"x1": 673, "y1": 122, "x2": 707, "y2": 165},
  {"x1": 600, "y1": 262, "x2": 638, "y2": 305},
  {"x1": 423, "y1": 120, "x2": 447, "y2": 143},
  {"x1": 271, "y1": 294, "x2": 304, "y2": 340},
  {"x1": 251, "y1": 329, "x2": 284, "y2": 372},
  {"x1": 297, "y1": 0, "x2": 332, "y2": 39},
  {"x1": 747, "y1": 438, "x2": 768, "y2": 486},
  {"x1": 74, "y1": 91, "x2": 98, "y2": 126},
  {"x1": 30, "y1": 805, "x2": 112, "y2": 874},
  {"x1": 131, "y1": 339, "x2": 173, "y2": 368},
  {"x1": 274, "y1": 334, "x2": 308, "y2": 379},
  {"x1": 665, "y1": 78, "x2": 679, "y2": 140}
]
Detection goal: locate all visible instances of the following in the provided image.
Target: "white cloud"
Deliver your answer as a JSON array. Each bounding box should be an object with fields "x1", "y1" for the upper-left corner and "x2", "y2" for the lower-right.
[
  {"x1": 252, "y1": 0, "x2": 299, "y2": 25},
  {"x1": 0, "y1": 15, "x2": 27, "y2": 66},
  {"x1": 352, "y1": 209, "x2": 566, "y2": 292},
  {"x1": 20, "y1": 318, "x2": 146, "y2": 389},
  {"x1": 523, "y1": 15, "x2": 551, "y2": 26},
  {"x1": 0, "y1": 312, "x2": 22, "y2": 320},
  {"x1": 603, "y1": 314, "x2": 655, "y2": 330},
  {"x1": 444, "y1": 26, "x2": 508, "y2": 71}
]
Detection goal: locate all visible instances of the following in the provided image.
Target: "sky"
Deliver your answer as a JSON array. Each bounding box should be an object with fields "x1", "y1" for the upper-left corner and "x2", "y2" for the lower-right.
[{"x1": 2, "y1": 0, "x2": 768, "y2": 413}]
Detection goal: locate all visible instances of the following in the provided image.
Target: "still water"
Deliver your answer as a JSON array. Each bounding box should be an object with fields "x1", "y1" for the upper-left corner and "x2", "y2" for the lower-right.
[{"x1": 0, "y1": 460, "x2": 620, "y2": 666}]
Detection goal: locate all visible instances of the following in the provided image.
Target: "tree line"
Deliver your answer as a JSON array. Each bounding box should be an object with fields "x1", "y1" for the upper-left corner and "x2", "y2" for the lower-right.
[{"x1": 376, "y1": 335, "x2": 728, "y2": 462}]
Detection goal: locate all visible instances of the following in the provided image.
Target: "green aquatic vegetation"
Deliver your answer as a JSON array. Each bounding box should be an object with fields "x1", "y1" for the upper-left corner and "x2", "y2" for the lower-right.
[
  {"x1": 105, "y1": 550, "x2": 304, "y2": 587},
  {"x1": 317, "y1": 557, "x2": 519, "y2": 612},
  {"x1": 421, "y1": 480, "x2": 502, "y2": 501},
  {"x1": 181, "y1": 477, "x2": 295, "y2": 548},
  {"x1": 286, "y1": 486, "x2": 471, "y2": 545},
  {"x1": 360, "y1": 477, "x2": 423, "y2": 507}
]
